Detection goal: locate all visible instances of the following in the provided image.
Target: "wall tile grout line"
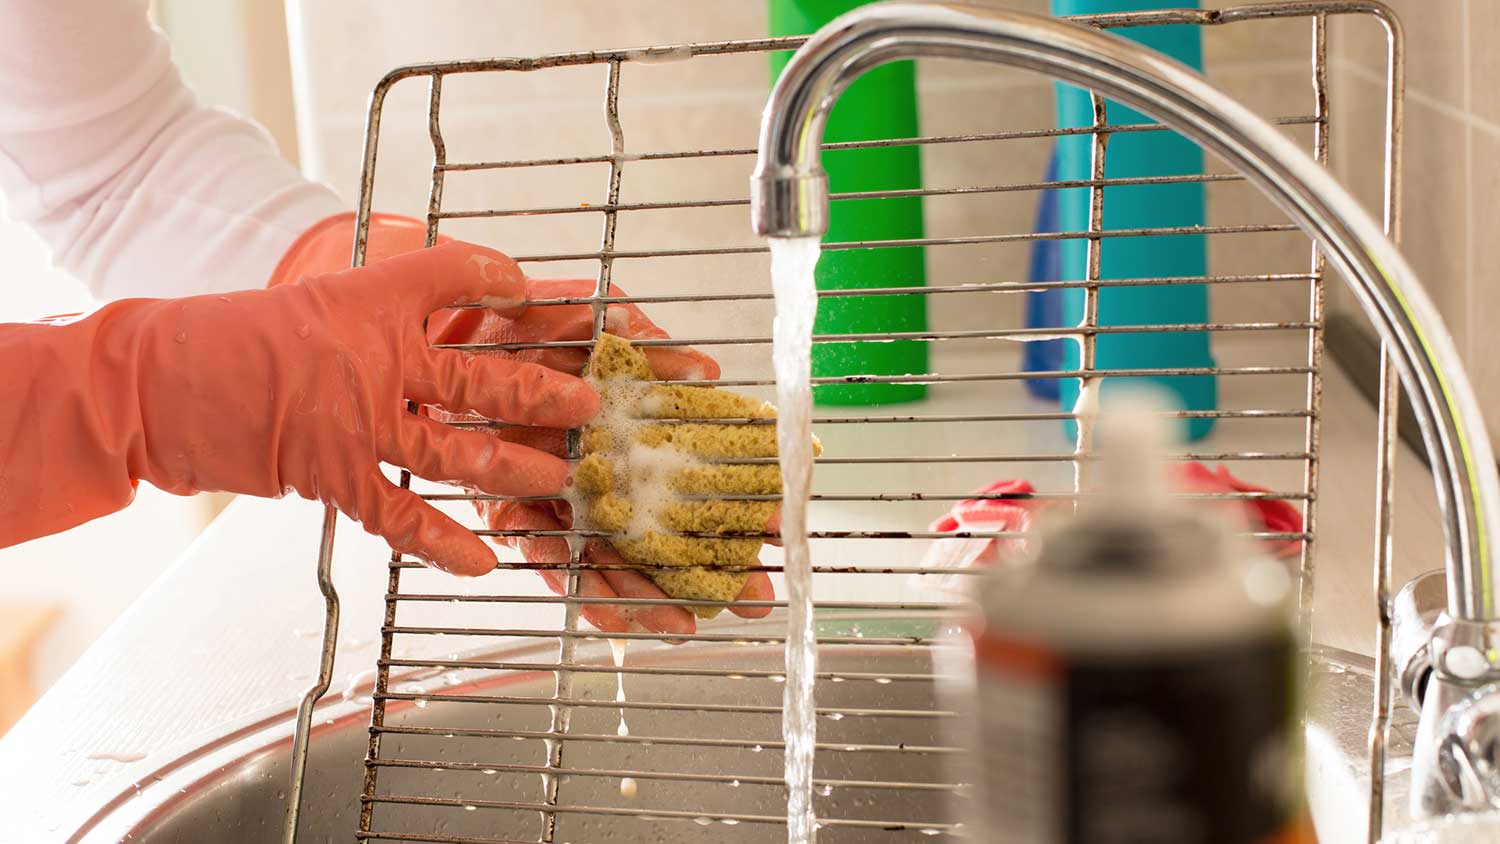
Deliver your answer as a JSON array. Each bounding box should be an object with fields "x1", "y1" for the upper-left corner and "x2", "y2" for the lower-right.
[{"x1": 1337, "y1": 57, "x2": 1500, "y2": 141}]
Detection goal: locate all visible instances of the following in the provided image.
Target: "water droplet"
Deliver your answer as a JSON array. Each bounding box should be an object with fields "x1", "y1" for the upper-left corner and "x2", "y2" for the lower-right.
[
  {"x1": 770, "y1": 674, "x2": 786, "y2": 683},
  {"x1": 752, "y1": 744, "x2": 763, "y2": 753},
  {"x1": 619, "y1": 777, "x2": 638, "y2": 799},
  {"x1": 722, "y1": 818, "x2": 741, "y2": 825},
  {"x1": 730, "y1": 779, "x2": 741, "y2": 787},
  {"x1": 693, "y1": 817, "x2": 713, "y2": 826},
  {"x1": 482, "y1": 769, "x2": 497, "y2": 776},
  {"x1": 295, "y1": 324, "x2": 312, "y2": 339},
  {"x1": 919, "y1": 828, "x2": 942, "y2": 836},
  {"x1": 827, "y1": 712, "x2": 845, "y2": 721},
  {"x1": 830, "y1": 676, "x2": 846, "y2": 683},
  {"x1": 414, "y1": 697, "x2": 429, "y2": 709},
  {"x1": 173, "y1": 331, "x2": 187, "y2": 344},
  {"x1": 463, "y1": 805, "x2": 477, "y2": 812},
  {"x1": 874, "y1": 677, "x2": 893, "y2": 685},
  {"x1": 86, "y1": 751, "x2": 147, "y2": 764},
  {"x1": 818, "y1": 784, "x2": 833, "y2": 796},
  {"x1": 726, "y1": 673, "x2": 746, "y2": 680}
]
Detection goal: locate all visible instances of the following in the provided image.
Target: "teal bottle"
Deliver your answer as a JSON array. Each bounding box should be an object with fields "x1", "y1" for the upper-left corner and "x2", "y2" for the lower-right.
[{"x1": 1052, "y1": 0, "x2": 1217, "y2": 441}]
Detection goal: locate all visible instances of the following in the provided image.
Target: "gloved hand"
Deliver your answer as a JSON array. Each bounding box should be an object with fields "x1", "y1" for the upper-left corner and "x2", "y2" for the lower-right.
[
  {"x1": 426, "y1": 278, "x2": 776, "y2": 636},
  {"x1": 0, "y1": 241, "x2": 598, "y2": 576},
  {"x1": 424, "y1": 277, "x2": 721, "y2": 381},
  {"x1": 273, "y1": 214, "x2": 775, "y2": 631}
]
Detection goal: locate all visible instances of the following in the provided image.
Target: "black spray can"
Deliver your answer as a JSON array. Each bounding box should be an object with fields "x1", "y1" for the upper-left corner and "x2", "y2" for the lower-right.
[{"x1": 960, "y1": 402, "x2": 1305, "y2": 844}]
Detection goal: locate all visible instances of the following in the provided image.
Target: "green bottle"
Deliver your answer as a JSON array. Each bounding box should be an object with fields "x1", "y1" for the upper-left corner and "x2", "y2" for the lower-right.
[{"x1": 769, "y1": 0, "x2": 928, "y2": 406}]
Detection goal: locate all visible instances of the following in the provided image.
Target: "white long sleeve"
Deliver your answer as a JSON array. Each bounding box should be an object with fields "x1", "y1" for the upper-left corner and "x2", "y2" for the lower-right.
[{"x1": 0, "y1": 0, "x2": 345, "y2": 301}]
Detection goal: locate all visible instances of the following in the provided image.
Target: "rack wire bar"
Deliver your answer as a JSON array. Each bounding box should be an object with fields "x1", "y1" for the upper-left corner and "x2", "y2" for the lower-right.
[
  {"x1": 434, "y1": 113, "x2": 1321, "y2": 172},
  {"x1": 278, "y1": 4, "x2": 1407, "y2": 843}
]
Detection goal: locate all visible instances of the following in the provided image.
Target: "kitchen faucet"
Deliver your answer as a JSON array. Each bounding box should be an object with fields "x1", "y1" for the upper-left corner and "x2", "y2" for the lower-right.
[{"x1": 750, "y1": 0, "x2": 1500, "y2": 821}]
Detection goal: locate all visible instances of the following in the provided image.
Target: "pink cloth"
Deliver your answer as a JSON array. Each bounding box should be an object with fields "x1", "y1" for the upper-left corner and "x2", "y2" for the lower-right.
[
  {"x1": 928, "y1": 464, "x2": 1304, "y2": 568},
  {"x1": 928, "y1": 479, "x2": 1042, "y2": 567}
]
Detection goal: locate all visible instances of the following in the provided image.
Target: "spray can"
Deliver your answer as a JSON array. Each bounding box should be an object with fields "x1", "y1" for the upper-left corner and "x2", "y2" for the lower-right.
[{"x1": 964, "y1": 399, "x2": 1305, "y2": 843}]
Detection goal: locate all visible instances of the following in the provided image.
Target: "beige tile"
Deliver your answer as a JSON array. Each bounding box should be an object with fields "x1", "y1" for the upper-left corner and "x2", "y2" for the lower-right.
[
  {"x1": 1332, "y1": 0, "x2": 1462, "y2": 109},
  {"x1": 918, "y1": 80, "x2": 1053, "y2": 333},
  {"x1": 1466, "y1": 123, "x2": 1500, "y2": 440},
  {"x1": 1309, "y1": 350, "x2": 1445, "y2": 655},
  {"x1": 1469, "y1": 0, "x2": 1500, "y2": 126},
  {"x1": 1210, "y1": 64, "x2": 1319, "y2": 123},
  {"x1": 916, "y1": 53, "x2": 1042, "y2": 92},
  {"x1": 617, "y1": 89, "x2": 765, "y2": 161},
  {"x1": 291, "y1": 1, "x2": 770, "y2": 176},
  {"x1": 367, "y1": 0, "x2": 767, "y2": 65},
  {"x1": 1395, "y1": 97, "x2": 1471, "y2": 354},
  {"x1": 1205, "y1": 15, "x2": 1315, "y2": 66},
  {"x1": 1199, "y1": 59, "x2": 1326, "y2": 323},
  {"x1": 1205, "y1": 179, "x2": 1315, "y2": 325},
  {"x1": 1329, "y1": 8, "x2": 1395, "y2": 85},
  {"x1": 1327, "y1": 66, "x2": 1401, "y2": 321},
  {"x1": 1328, "y1": 63, "x2": 1388, "y2": 218}
]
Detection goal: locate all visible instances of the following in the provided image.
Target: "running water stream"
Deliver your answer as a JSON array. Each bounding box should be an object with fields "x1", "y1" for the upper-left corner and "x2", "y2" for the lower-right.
[{"x1": 768, "y1": 236, "x2": 821, "y2": 844}]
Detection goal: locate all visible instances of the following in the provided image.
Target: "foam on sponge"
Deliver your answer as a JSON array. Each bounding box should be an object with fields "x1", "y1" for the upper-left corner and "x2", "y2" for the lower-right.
[{"x1": 576, "y1": 333, "x2": 821, "y2": 617}]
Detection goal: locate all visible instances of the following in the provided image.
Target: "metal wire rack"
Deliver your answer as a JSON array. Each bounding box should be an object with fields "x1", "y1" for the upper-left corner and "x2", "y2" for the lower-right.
[{"x1": 284, "y1": 3, "x2": 1405, "y2": 842}]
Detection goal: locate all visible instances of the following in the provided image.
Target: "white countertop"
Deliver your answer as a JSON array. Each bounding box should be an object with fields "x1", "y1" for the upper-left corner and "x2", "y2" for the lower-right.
[{"x1": 0, "y1": 338, "x2": 1448, "y2": 841}]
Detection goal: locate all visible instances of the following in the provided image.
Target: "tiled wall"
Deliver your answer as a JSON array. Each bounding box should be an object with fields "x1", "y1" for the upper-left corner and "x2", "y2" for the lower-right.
[{"x1": 1329, "y1": 1, "x2": 1500, "y2": 436}]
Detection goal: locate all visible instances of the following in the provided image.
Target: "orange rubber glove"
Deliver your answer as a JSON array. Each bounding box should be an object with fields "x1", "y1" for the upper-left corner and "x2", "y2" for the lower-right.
[
  {"x1": 271, "y1": 214, "x2": 775, "y2": 632},
  {"x1": 426, "y1": 278, "x2": 776, "y2": 637},
  {"x1": 0, "y1": 240, "x2": 598, "y2": 575}
]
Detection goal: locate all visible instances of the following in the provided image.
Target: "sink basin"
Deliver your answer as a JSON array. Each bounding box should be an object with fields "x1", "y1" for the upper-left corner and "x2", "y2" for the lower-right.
[
  {"x1": 76, "y1": 618, "x2": 955, "y2": 844},
  {"x1": 56, "y1": 617, "x2": 1410, "y2": 844}
]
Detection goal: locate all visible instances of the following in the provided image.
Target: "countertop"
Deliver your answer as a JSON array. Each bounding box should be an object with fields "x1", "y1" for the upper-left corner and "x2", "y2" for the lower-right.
[{"x1": 0, "y1": 339, "x2": 1448, "y2": 842}]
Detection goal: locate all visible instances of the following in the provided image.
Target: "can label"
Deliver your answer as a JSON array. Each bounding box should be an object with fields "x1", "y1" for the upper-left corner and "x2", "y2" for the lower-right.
[{"x1": 972, "y1": 632, "x2": 1301, "y2": 844}]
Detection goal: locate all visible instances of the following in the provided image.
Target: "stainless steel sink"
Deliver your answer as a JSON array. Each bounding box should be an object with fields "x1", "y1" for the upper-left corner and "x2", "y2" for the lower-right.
[
  {"x1": 78, "y1": 627, "x2": 953, "y2": 843},
  {"x1": 60, "y1": 617, "x2": 1405, "y2": 844}
]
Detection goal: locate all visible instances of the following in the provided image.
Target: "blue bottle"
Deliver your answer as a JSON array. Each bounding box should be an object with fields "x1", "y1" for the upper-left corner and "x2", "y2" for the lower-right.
[
  {"x1": 1022, "y1": 149, "x2": 1065, "y2": 401},
  {"x1": 1050, "y1": 0, "x2": 1216, "y2": 441}
]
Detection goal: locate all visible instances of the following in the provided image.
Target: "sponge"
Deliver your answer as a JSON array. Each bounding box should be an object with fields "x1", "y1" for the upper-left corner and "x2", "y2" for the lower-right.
[{"x1": 576, "y1": 333, "x2": 821, "y2": 617}]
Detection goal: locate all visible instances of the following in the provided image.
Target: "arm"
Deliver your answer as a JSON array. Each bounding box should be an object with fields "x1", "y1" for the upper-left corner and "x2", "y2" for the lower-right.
[
  {"x1": 0, "y1": 243, "x2": 598, "y2": 574},
  {"x1": 0, "y1": 0, "x2": 344, "y2": 300}
]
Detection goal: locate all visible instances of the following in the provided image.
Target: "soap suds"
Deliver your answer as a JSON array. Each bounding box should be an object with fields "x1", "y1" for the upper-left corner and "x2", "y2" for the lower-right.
[
  {"x1": 620, "y1": 442, "x2": 700, "y2": 540},
  {"x1": 574, "y1": 333, "x2": 816, "y2": 616}
]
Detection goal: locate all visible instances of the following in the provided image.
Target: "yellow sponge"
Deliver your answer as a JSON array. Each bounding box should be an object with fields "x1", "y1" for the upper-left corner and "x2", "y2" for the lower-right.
[{"x1": 577, "y1": 333, "x2": 820, "y2": 617}]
